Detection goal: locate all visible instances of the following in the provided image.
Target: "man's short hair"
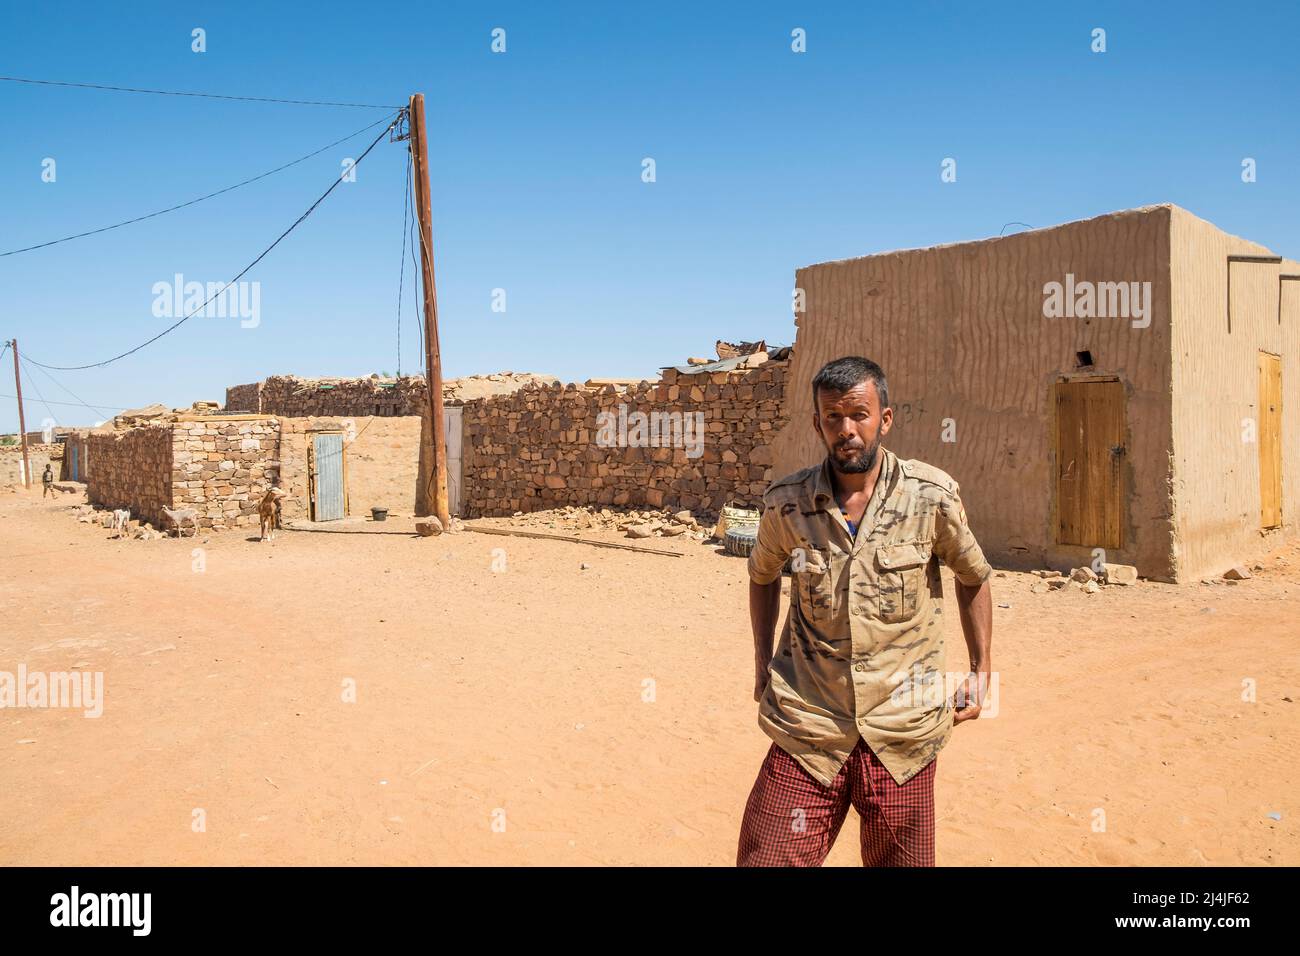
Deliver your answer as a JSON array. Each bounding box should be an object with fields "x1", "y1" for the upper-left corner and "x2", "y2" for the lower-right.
[{"x1": 811, "y1": 356, "x2": 889, "y2": 411}]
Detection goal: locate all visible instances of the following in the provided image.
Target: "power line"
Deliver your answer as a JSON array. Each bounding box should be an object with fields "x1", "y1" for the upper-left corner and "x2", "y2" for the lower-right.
[
  {"x1": 23, "y1": 360, "x2": 121, "y2": 419},
  {"x1": 0, "y1": 393, "x2": 122, "y2": 411},
  {"x1": 19, "y1": 357, "x2": 59, "y2": 426},
  {"x1": 25, "y1": 114, "x2": 403, "y2": 372},
  {"x1": 396, "y1": 157, "x2": 412, "y2": 377},
  {"x1": 0, "y1": 75, "x2": 400, "y2": 109},
  {"x1": 1, "y1": 112, "x2": 402, "y2": 257}
]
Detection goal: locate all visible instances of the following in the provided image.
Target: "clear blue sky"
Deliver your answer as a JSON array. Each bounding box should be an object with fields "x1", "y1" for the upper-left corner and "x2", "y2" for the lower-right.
[{"x1": 2, "y1": 0, "x2": 1297, "y2": 431}]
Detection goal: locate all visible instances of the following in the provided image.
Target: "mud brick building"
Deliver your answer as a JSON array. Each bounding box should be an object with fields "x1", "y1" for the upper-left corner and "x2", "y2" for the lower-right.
[{"x1": 769, "y1": 205, "x2": 1299, "y2": 582}]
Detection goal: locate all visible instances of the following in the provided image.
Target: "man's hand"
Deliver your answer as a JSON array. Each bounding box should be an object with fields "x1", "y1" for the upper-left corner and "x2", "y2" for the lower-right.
[
  {"x1": 950, "y1": 668, "x2": 990, "y2": 725},
  {"x1": 753, "y1": 663, "x2": 771, "y2": 703}
]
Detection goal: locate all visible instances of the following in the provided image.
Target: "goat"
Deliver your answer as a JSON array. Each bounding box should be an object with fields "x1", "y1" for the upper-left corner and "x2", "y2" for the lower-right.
[
  {"x1": 161, "y1": 506, "x2": 200, "y2": 538},
  {"x1": 259, "y1": 487, "x2": 287, "y2": 541}
]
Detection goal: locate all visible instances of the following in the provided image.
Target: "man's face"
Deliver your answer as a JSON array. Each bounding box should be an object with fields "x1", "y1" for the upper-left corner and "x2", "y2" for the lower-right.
[{"x1": 813, "y1": 380, "x2": 892, "y2": 474}]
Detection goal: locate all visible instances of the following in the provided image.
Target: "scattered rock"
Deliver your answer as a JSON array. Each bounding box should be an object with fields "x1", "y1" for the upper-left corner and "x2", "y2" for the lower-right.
[
  {"x1": 1034, "y1": 570, "x2": 1060, "y2": 578},
  {"x1": 1070, "y1": 566, "x2": 1098, "y2": 583},
  {"x1": 579, "y1": 562, "x2": 590, "y2": 570},
  {"x1": 1082, "y1": 581, "x2": 1100, "y2": 595},
  {"x1": 1222, "y1": 566, "x2": 1251, "y2": 581},
  {"x1": 660, "y1": 524, "x2": 687, "y2": 537},
  {"x1": 625, "y1": 524, "x2": 655, "y2": 539},
  {"x1": 1047, "y1": 578, "x2": 1069, "y2": 591},
  {"x1": 415, "y1": 516, "x2": 444, "y2": 537},
  {"x1": 1102, "y1": 563, "x2": 1138, "y2": 586}
]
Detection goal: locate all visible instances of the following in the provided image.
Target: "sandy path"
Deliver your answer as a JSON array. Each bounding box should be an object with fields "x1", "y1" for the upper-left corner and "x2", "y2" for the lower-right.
[{"x1": 1, "y1": 486, "x2": 1295, "y2": 865}]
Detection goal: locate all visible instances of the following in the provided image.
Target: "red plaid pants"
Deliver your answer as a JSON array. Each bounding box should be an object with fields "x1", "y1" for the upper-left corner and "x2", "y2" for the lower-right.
[{"x1": 736, "y1": 739, "x2": 937, "y2": 866}]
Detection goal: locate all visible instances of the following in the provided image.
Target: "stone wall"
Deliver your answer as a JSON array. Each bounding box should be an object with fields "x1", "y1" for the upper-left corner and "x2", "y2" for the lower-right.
[
  {"x1": 224, "y1": 382, "x2": 261, "y2": 414},
  {"x1": 86, "y1": 427, "x2": 173, "y2": 527},
  {"x1": 462, "y1": 359, "x2": 789, "y2": 517},
  {"x1": 170, "y1": 417, "x2": 280, "y2": 531},
  {"x1": 230, "y1": 376, "x2": 422, "y2": 417}
]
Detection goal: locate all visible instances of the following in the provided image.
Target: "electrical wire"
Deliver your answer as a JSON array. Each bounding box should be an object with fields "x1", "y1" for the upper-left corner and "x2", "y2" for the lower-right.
[
  {"x1": 23, "y1": 360, "x2": 121, "y2": 419},
  {"x1": 0, "y1": 75, "x2": 400, "y2": 109},
  {"x1": 0, "y1": 393, "x2": 123, "y2": 411},
  {"x1": 19, "y1": 357, "x2": 59, "y2": 427},
  {"x1": 25, "y1": 114, "x2": 403, "y2": 371},
  {"x1": 396, "y1": 156, "x2": 412, "y2": 378},
  {"x1": 1, "y1": 112, "x2": 402, "y2": 257}
]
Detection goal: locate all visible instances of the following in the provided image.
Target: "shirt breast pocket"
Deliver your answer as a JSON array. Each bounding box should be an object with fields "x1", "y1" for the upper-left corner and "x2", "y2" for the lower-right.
[
  {"x1": 796, "y1": 549, "x2": 833, "y2": 625},
  {"x1": 874, "y1": 541, "x2": 932, "y2": 623}
]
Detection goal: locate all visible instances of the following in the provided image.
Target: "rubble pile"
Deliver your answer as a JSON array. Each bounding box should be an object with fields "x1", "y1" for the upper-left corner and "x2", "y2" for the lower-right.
[{"x1": 500, "y1": 505, "x2": 718, "y2": 541}]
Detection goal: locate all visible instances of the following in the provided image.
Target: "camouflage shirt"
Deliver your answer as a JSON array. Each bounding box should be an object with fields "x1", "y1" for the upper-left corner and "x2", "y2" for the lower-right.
[{"x1": 747, "y1": 446, "x2": 992, "y2": 787}]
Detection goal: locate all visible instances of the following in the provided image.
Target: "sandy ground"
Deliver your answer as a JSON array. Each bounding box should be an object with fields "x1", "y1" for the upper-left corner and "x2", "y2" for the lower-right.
[{"x1": 0, "y1": 484, "x2": 1295, "y2": 866}]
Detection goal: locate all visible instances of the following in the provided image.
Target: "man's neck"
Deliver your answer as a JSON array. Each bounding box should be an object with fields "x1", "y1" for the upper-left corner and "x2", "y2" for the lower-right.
[{"x1": 829, "y1": 449, "x2": 884, "y2": 501}]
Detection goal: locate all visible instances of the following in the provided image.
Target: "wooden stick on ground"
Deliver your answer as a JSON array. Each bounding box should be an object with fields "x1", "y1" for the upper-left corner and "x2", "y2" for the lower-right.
[{"x1": 462, "y1": 523, "x2": 683, "y2": 557}]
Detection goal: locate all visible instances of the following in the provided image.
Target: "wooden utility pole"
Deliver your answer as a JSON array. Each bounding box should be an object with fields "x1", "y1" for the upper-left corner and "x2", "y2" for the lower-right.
[
  {"x1": 11, "y1": 339, "x2": 31, "y2": 488},
  {"x1": 409, "y1": 93, "x2": 451, "y2": 526}
]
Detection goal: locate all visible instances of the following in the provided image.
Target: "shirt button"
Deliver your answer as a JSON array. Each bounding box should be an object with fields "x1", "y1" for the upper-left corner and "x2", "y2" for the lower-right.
[{"x1": 853, "y1": 661, "x2": 866, "y2": 672}]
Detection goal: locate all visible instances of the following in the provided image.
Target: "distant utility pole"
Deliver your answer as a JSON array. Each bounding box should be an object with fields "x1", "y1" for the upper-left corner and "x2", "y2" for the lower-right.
[
  {"x1": 11, "y1": 339, "x2": 31, "y2": 488},
  {"x1": 409, "y1": 93, "x2": 451, "y2": 527}
]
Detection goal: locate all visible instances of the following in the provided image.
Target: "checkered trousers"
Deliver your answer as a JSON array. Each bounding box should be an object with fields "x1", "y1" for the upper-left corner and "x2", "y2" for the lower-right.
[{"x1": 736, "y1": 739, "x2": 937, "y2": 867}]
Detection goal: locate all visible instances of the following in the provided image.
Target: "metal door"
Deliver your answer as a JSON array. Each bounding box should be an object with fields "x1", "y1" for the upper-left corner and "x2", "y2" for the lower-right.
[
  {"x1": 443, "y1": 406, "x2": 463, "y2": 516},
  {"x1": 312, "y1": 432, "x2": 346, "y2": 521}
]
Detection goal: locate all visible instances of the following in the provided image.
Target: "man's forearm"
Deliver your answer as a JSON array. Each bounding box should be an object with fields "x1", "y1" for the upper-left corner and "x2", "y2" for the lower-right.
[
  {"x1": 750, "y1": 579, "x2": 782, "y2": 669},
  {"x1": 955, "y1": 579, "x2": 993, "y2": 670}
]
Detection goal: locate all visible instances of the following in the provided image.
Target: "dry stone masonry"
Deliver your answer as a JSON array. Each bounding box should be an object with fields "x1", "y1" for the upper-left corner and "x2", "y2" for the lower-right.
[{"x1": 462, "y1": 357, "x2": 789, "y2": 516}]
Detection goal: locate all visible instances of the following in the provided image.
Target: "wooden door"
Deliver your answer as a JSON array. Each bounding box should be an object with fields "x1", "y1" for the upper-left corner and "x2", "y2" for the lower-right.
[
  {"x1": 1055, "y1": 380, "x2": 1125, "y2": 549},
  {"x1": 1259, "y1": 352, "x2": 1282, "y2": 529}
]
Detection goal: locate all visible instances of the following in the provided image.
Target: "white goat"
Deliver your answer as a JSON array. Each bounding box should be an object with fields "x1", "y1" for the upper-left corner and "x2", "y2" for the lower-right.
[{"x1": 161, "y1": 506, "x2": 200, "y2": 538}]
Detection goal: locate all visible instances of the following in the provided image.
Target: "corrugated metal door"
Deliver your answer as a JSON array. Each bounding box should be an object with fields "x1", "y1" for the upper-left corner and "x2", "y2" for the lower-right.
[
  {"x1": 313, "y1": 432, "x2": 346, "y2": 521},
  {"x1": 1055, "y1": 380, "x2": 1125, "y2": 549},
  {"x1": 1259, "y1": 352, "x2": 1282, "y2": 528},
  {"x1": 443, "y1": 406, "x2": 463, "y2": 516}
]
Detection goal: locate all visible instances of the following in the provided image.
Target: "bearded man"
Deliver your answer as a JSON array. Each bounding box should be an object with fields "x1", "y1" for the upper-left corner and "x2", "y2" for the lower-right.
[{"x1": 737, "y1": 355, "x2": 994, "y2": 866}]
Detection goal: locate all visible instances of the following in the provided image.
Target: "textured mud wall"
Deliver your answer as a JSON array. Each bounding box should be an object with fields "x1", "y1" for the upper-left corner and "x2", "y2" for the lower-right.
[
  {"x1": 770, "y1": 206, "x2": 1176, "y2": 579},
  {"x1": 1168, "y1": 207, "x2": 1298, "y2": 581}
]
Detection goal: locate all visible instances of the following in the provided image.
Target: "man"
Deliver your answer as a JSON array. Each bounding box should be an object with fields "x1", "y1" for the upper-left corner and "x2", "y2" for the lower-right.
[
  {"x1": 738, "y1": 355, "x2": 993, "y2": 867},
  {"x1": 41, "y1": 463, "x2": 54, "y2": 497}
]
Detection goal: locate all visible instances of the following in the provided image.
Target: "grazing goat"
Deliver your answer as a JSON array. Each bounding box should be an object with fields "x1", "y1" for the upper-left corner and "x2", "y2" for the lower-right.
[
  {"x1": 259, "y1": 487, "x2": 287, "y2": 541},
  {"x1": 111, "y1": 509, "x2": 131, "y2": 531},
  {"x1": 161, "y1": 506, "x2": 199, "y2": 538}
]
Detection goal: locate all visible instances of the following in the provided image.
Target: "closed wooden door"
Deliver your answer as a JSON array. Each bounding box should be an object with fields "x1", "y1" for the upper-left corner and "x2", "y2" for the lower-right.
[
  {"x1": 1055, "y1": 380, "x2": 1125, "y2": 549},
  {"x1": 1258, "y1": 352, "x2": 1282, "y2": 529}
]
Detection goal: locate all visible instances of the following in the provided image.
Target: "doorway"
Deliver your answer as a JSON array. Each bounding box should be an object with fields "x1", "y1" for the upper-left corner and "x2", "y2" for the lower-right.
[
  {"x1": 1055, "y1": 379, "x2": 1125, "y2": 549},
  {"x1": 309, "y1": 431, "x2": 348, "y2": 521},
  {"x1": 1258, "y1": 352, "x2": 1282, "y2": 529}
]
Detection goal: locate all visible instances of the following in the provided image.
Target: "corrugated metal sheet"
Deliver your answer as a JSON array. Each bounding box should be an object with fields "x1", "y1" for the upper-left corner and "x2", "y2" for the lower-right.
[
  {"x1": 444, "y1": 406, "x2": 463, "y2": 516},
  {"x1": 313, "y1": 433, "x2": 345, "y2": 521}
]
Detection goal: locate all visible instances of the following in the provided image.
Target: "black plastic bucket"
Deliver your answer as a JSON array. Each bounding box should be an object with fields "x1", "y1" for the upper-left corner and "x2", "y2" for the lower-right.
[{"x1": 371, "y1": 507, "x2": 388, "y2": 522}]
